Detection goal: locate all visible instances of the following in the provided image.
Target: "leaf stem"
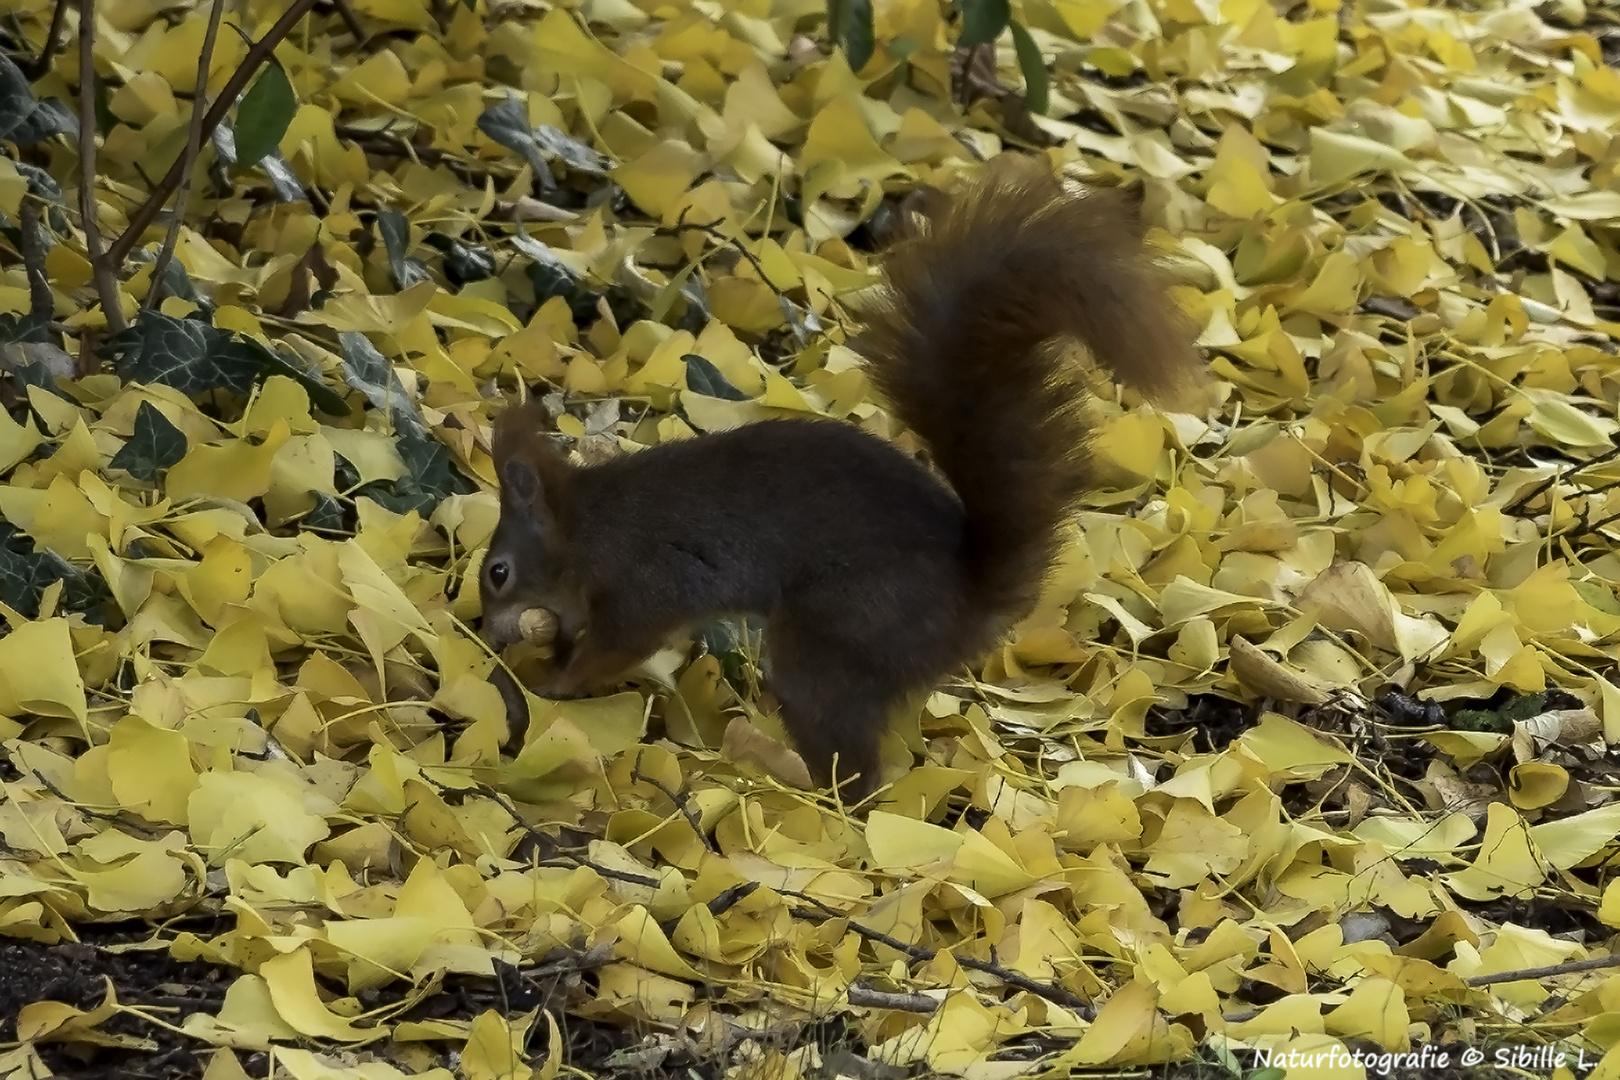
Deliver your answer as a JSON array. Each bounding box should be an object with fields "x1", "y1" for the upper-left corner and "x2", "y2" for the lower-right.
[
  {"x1": 28, "y1": 0, "x2": 71, "y2": 79},
  {"x1": 146, "y1": 0, "x2": 227, "y2": 311},
  {"x1": 77, "y1": 0, "x2": 125, "y2": 333}
]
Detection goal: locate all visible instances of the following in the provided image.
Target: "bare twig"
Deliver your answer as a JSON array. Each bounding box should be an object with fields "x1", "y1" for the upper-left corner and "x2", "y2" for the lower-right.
[
  {"x1": 1580, "y1": 507, "x2": 1620, "y2": 537},
  {"x1": 655, "y1": 881, "x2": 760, "y2": 937},
  {"x1": 781, "y1": 887, "x2": 1092, "y2": 1014},
  {"x1": 145, "y1": 0, "x2": 226, "y2": 311},
  {"x1": 31, "y1": 770, "x2": 165, "y2": 837},
  {"x1": 1467, "y1": 953, "x2": 1620, "y2": 987},
  {"x1": 631, "y1": 753, "x2": 720, "y2": 855},
  {"x1": 471, "y1": 770, "x2": 1087, "y2": 1013},
  {"x1": 325, "y1": 0, "x2": 366, "y2": 43},
  {"x1": 19, "y1": 201, "x2": 52, "y2": 337},
  {"x1": 473, "y1": 783, "x2": 669, "y2": 889},
  {"x1": 27, "y1": 0, "x2": 72, "y2": 78},
  {"x1": 334, "y1": 123, "x2": 451, "y2": 164},
  {"x1": 656, "y1": 213, "x2": 780, "y2": 288},
  {"x1": 1221, "y1": 953, "x2": 1620, "y2": 1026},
  {"x1": 103, "y1": 0, "x2": 320, "y2": 269},
  {"x1": 847, "y1": 984, "x2": 940, "y2": 1013},
  {"x1": 77, "y1": 0, "x2": 125, "y2": 333},
  {"x1": 1505, "y1": 443, "x2": 1620, "y2": 514}
]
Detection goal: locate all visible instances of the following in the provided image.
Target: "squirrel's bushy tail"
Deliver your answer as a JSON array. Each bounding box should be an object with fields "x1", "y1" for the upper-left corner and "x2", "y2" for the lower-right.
[{"x1": 857, "y1": 157, "x2": 1202, "y2": 621}]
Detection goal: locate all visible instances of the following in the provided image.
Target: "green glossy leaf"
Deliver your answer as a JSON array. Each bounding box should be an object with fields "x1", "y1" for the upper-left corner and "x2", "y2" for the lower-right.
[
  {"x1": 234, "y1": 62, "x2": 296, "y2": 167},
  {"x1": 0, "y1": 54, "x2": 77, "y2": 145},
  {"x1": 1009, "y1": 21, "x2": 1049, "y2": 115},
  {"x1": 828, "y1": 0, "x2": 875, "y2": 72},
  {"x1": 959, "y1": 0, "x2": 1010, "y2": 46},
  {"x1": 682, "y1": 354, "x2": 750, "y2": 401},
  {"x1": 339, "y1": 331, "x2": 427, "y2": 439},
  {"x1": 110, "y1": 401, "x2": 187, "y2": 482},
  {"x1": 378, "y1": 209, "x2": 432, "y2": 289},
  {"x1": 104, "y1": 311, "x2": 259, "y2": 396},
  {"x1": 0, "y1": 524, "x2": 107, "y2": 621}
]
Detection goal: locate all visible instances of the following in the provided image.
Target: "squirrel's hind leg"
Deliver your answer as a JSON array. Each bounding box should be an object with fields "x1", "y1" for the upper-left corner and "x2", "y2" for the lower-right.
[{"x1": 765, "y1": 613, "x2": 909, "y2": 804}]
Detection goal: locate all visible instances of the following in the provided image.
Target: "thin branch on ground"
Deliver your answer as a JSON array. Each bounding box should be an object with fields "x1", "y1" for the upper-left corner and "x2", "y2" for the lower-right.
[
  {"x1": 780, "y1": 887, "x2": 1092, "y2": 1014},
  {"x1": 631, "y1": 753, "x2": 720, "y2": 855},
  {"x1": 19, "y1": 201, "x2": 52, "y2": 335},
  {"x1": 1467, "y1": 953, "x2": 1620, "y2": 987},
  {"x1": 27, "y1": 0, "x2": 71, "y2": 78},
  {"x1": 334, "y1": 123, "x2": 452, "y2": 164},
  {"x1": 846, "y1": 984, "x2": 940, "y2": 1013},
  {"x1": 474, "y1": 782, "x2": 666, "y2": 888},
  {"x1": 103, "y1": 0, "x2": 320, "y2": 270},
  {"x1": 325, "y1": 0, "x2": 366, "y2": 43},
  {"x1": 476, "y1": 770, "x2": 1089, "y2": 1014},
  {"x1": 1221, "y1": 953, "x2": 1620, "y2": 1026},
  {"x1": 1505, "y1": 443, "x2": 1620, "y2": 514},
  {"x1": 145, "y1": 0, "x2": 226, "y2": 311},
  {"x1": 77, "y1": 0, "x2": 125, "y2": 333}
]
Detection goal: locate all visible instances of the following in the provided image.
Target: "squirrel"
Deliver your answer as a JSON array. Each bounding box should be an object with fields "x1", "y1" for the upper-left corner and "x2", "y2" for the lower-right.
[{"x1": 480, "y1": 156, "x2": 1203, "y2": 801}]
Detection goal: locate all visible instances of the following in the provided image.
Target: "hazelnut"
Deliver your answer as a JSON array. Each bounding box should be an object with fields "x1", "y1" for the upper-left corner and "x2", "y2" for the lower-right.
[{"x1": 518, "y1": 607, "x2": 560, "y2": 645}]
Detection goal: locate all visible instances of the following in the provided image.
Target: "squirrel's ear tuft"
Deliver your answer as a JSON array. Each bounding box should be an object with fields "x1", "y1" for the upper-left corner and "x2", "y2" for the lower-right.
[{"x1": 491, "y1": 403, "x2": 571, "y2": 510}]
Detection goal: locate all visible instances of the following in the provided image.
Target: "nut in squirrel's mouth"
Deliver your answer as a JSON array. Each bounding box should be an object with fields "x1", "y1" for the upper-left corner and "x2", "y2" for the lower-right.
[
  {"x1": 490, "y1": 607, "x2": 566, "y2": 687},
  {"x1": 517, "y1": 607, "x2": 560, "y2": 646}
]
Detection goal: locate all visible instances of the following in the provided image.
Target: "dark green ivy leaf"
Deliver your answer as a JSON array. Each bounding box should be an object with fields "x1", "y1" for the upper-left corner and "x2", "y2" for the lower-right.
[
  {"x1": 13, "y1": 161, "x2": 69, "y2": 234},
  {"x1": 236, "y1": 335, "x2": 351, "y2": 416},
  {"x1": 334, "y1": 338, "x2": 475, "y2": 514},
  {"x1": 391, "y1": 432, "x2": 475, "y2": 512},
  {"x1": 476, "y1": 95, "x2": 557, "y2": 190},
  {"x1": 110, "y1": 401, "x2": 188, "y2": 482},
  {"x1": 0, "y1": 523, "x2": 108, "y2": 622},
  {"x1": 696, "y1": 615, "x2": 763, "y2": 694},
  {"x1": 103, "y1": 309, "x2": 349, "y2": 411},
  {"x1": 1009, "y1": 21, "x2": 1050, "y2": 115},
  {"x1": 475, "y1": 97, "x2": 612, "y2": 185},
  {"x1": 958, "y1": 0, "x2": 1010, "y2": 46},
  {"x1": 378, "y1": 208, "x2": 432, "y2": 289},
  {"x1": 5, "y1": 356, "x2": 72, "y2": 401},
  {"x1": 0, "y1": 54, "x2": 77, "y2": 145},
  {"x1": 827, "y1": 0, "x2": 875, "y2": 72},
  {"x1": 302, "y1": 492, "x2": 351, "y2": 534},
  {"x1": 234, "y1": 62, "x2": 297, "y2": 167},
  {"x1": 213, "y1": 123, "x2": 306, "y2": 202},
  {"x1": 129, "y1": 246, "x2": 206, "y2": 311},
  {"x1": 532, "y1": 124, "x2": 611, "y2": 175},
  {"x1": 0, "y1": 313, "x2": 41, "y2": 347},
  {"x1": 103, "y1": 311, "x2": 260, "y2": 396},
  {"x1": 682, "y1": 354, "x2": 751, "y2": 401},
  {"x1": 424, "y1": 231, "x2": 497, "y2": 286},
  {"x1": 338, "y1": 331, "x2": 428, "y2": 439}
]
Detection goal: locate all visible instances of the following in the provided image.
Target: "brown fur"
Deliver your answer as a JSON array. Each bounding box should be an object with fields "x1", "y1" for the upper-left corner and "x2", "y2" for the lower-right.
[{"x1": 481, "y1": 157, "x2": 1203, "y2": 800}]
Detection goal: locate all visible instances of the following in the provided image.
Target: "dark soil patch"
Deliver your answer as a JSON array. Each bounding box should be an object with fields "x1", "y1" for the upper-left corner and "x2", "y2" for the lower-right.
[
  {"x1": 0, "y1": 931, "x2": 867, "y2": 1079},
  {"x1": 0, "y1": 932, "x2": 1595, "y2": 1079},
  {"x1": 0, "y1": 931, "x2": 228, "y2": 1080}
]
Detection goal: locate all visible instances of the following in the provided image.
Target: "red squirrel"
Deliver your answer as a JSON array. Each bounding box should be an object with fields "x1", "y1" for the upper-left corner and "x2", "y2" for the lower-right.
[{"x1": 480, "y1": 157, "x2": 1203, "y2": 800}]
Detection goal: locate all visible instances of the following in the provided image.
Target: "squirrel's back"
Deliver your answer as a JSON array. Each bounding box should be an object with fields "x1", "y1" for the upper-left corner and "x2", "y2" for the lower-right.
[{"x1": 854, "y1": 157, "x2": 1202, "y2": 624}]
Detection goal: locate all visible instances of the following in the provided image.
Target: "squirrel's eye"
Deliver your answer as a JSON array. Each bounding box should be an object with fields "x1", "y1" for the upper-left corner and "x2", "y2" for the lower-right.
[{"x1": 487, "y1": 560, "x2": 510, "y2": 588}]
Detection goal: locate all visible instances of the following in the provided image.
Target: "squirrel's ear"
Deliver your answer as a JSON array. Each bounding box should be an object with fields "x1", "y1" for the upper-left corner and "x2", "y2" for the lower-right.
[
  {"x1": 500, "y1": 457, "x2": 541, "y2": 504},
  {"x1": 491, "y1": 403, "x2": 570, "y2": 512}
]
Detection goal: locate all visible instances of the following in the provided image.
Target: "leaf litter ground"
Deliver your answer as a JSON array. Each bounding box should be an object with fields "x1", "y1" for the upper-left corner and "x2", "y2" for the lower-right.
[{"x1": 3, "y1": 0, "x2": 1620, "y2": 1076}]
